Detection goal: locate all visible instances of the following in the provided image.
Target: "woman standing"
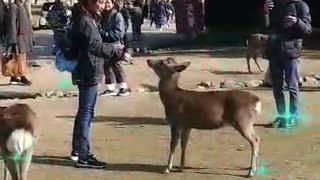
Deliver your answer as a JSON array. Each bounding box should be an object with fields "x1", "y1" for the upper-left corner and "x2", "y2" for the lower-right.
[
  {"x1": 131, "y1": 0, "x2": 143, "y2": 40},
  {"x1": 6, "y1": 0, "x2": 33, "y2": 85},
  {"x1": 99, "y1": 0, "x2": 130, "y2": 96},
  {"x1": 69, "y1": 0, "x2": 127, "y2": 168},
  {"x1": 154, "y1": 0, "x2": 166, "y2": 30},
  {"x1": 120, "y1": 1, "x2": 131, "y2": 48}
]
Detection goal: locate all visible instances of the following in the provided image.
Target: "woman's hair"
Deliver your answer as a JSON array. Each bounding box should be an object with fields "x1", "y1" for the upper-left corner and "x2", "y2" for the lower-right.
[
  {"x1": 82, "y1": 0, "x2": 99, "y2": 6},
  {"x1": 113, "y1": 0, "x2": 123, "y2": 11}
]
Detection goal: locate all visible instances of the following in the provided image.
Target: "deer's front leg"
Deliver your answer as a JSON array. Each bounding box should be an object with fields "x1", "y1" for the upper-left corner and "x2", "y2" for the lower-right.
[{"x1": 164, "y1": 120, "x2": 181, "y2": 174}]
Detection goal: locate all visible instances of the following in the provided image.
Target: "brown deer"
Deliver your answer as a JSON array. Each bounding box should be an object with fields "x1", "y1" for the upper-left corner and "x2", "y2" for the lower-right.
[
  {"x1": 246, "y1": 33, "x2": 269, "y2": 73},
  {"x1": 147, "y1": 58, "x2": 262, "y2": 177},
  {"x1": 0, "y1": 104, "x2": 38, "y2": 180}
]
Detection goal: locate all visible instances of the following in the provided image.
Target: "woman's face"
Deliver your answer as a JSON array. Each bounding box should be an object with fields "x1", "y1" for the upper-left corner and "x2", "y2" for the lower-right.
[
  {"x1": 105, "y1": 0, "x2": 114, "y2": 11},
  {"x1": 87, "y1": 0, "x2": 106, "y2": 15}
]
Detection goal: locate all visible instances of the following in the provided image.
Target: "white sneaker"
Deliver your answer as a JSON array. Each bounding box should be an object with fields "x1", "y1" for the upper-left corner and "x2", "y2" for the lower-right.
[{"x1": 70, "y1": 151, "x2": 79, "y2": 162}]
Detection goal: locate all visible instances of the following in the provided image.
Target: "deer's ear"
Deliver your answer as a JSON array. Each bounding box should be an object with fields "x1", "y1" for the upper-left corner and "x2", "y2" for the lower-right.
[{"x1": 174, "y1": 62, "x2": 191, "y2": 72}]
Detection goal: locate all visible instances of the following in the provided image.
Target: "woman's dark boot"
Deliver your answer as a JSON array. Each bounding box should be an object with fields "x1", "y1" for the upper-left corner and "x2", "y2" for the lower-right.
[
  {"x1": 20, "y1": 76, "x2": 32, "y2": 86},
  {"x1": 10, "y1": 77, "x2": 20, "y2": 85}
]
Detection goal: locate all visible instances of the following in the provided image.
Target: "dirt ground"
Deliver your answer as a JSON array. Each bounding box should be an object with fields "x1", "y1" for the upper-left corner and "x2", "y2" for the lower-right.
[{"x1": 1, "y1": 29, "x2": 320, "y2": 180}]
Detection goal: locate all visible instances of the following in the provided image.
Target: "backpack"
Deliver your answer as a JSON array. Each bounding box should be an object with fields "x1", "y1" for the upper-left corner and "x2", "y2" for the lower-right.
[
  {"x1": 46, "y1": 4, "x2": 68, "y2": 29},
  {"x1": 55, "y1": 21, "x2": 79, "y2": 72}
]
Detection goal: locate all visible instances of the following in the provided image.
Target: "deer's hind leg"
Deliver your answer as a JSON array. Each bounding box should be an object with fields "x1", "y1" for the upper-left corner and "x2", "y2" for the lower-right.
[
  {"x1": 233, "y1": 119, "x2": 260, "y2": 178},
  {"x1": 253, "y1": 54, "x2": 264, "y2": 72}
]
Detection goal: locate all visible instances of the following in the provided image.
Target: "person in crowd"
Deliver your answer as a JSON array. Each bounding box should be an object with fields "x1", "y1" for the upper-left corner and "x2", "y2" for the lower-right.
[
  {"x1": 131, "y1": 0, "x2": 143, "y2": 40},
  {"x1": 0, "y1": 0, "x2": 8, "y2": 44},
  {"x1": 265, "y1": 0, "x2": 312, "y2": 128},
  {"x1": 154, "y1": 0, "x2": 166, "y2": 31},
  {"x1": 99, "y1": 0, "x2": 130, "y2": 96},
  {"x1": 69, "y1": 0, "x2": 130, "y2": 168},
  {"x1": 165, "y1": 0, "x2": 174, "y2": 26},
  {"x1": 149, "y1": 0, "x2": 157, "y2": 28},
  {"x1": 120, "y1": 0, "x2": 131, "y2": 48},
  {"x1": 7, "y1": 0, "x2": 33, "y2": 85},
  {"x1": 46, "y1": 0, "x2": 69, "y2": 53}
]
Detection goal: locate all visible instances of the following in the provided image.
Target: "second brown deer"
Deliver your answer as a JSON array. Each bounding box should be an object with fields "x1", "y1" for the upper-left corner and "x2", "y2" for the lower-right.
[
  {"x1": 246, "y1": 33, "x2": 269, "y2": 73},
  {"x1": 0, "y1": 104, "x2": 38, "y2": 180},
  {"x1": 147, "y1": 57, "x2": 262, "y2": 177}
]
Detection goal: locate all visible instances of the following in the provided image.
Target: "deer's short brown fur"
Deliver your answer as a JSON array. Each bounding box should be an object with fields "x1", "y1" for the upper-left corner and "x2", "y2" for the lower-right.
[
  {"x1": 0, "y1": 104, "x2": 38, "y2": 180},
  {"x1": 147, "y1": 58, "x2": 262, "y2": 177},
  {"x1": 246, "y1": 33, "x2": 269, "y2": 73}
]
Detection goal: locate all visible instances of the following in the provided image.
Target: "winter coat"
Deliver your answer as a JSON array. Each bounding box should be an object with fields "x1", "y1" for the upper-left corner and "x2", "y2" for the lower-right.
[
  {"x1": 70, "y1": 5, "x2": 117, "y2": 85},
  {"x1": 100, "y1": 9, "x2": 125, "y2": 45},
  {"x1": 120, "y1": 7, "x2": 130, "y2": 31},
  {"x1": 7, "y1": 1, "x2": 33, "y2": 54},
  {"x1": 155, "y1": 1, "x2": 167, "y2": 25},
  {"x1": 46, "y1": 2, "x2": 68, "y2": 30},
  {"x1": 267, "y1": 0, "x2": 312, "y2": 59}
]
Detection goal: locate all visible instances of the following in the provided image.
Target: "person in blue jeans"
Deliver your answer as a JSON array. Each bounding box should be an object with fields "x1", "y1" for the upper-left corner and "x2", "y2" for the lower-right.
[
  {"x1": 69, "y1": 0, "x2": 129, "y2": 169},
  {"x1": 265, "y1": 0, "x2": 311, "y2": 128}
]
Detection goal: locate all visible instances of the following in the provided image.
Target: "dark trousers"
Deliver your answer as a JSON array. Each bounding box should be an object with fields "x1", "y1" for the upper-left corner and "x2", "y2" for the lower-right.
[
  {"x1": 123, "y1": 26, "x2": 129, "y2": 48},
  {"x1": 104, "y1": 60, "x2": 126, "y2": 85},
  {"x1": 53, "y1": 30, "x2": 64, "y2": 51},
  {"x1": 72, "y1": 84, "x2": 97, "y2": 160},
  {"x1": 150, "y1": 18, "x2": 155, "y2": 27},
  {"x1": 132, "y1": 20, "x2": 142, "y2": 40},
  {"x1": 269, "y1": 56, "x2": 300, "y2": 118}
]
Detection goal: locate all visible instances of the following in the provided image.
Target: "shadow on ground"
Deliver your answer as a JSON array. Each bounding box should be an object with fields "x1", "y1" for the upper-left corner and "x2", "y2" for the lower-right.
[
  {"x1": 209, "y1": 70, "x2": 255, "y2": 75},
  {"x1": 56, "y1": 115, "x2": 167, "y2": 126},
  {"x1": 140, "y1": 83, "x2": 158, "y2": 92},
  {"x1": 32, "y1": 155, "x2": 75, "y2": 167},
  {"x1": 31, "y1": 155, "x2": 248, "y2": 177},
  {"x1": 135, "y1": 47, "x2": 247, "y2": 59}
]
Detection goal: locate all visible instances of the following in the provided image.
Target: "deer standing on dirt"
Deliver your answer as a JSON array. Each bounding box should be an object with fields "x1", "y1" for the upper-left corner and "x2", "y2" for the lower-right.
[
  {"x1": 246, "y1": 33, "x2": 269, "y2": 73},
  {"x1": 0, "y1": 104, "x2": 38, "y2": 180},
  {"x1": 147, "y1": 58, "x2": 262, "y2": 177}
]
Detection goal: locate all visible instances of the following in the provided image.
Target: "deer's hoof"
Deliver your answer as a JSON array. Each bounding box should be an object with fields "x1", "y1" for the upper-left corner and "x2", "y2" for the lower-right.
[
  {"x1": 247, "y1": 170, "x2": 255, "y2": 178},
  {"x1": 163, "y1": 168, "x2": 170, "y2": 174}
]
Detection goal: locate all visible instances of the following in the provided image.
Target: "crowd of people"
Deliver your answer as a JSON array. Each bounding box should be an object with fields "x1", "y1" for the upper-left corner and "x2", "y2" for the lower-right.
[
  {"x1": 0, "y1": 0, "x2": 313, "y2": 171},
  {"x1": 150, "y1": 0, "x2": 175, "y2": 30}
]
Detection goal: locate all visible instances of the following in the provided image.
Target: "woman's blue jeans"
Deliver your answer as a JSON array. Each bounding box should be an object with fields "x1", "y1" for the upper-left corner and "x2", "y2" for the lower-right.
[{"x1": 72, "y1": 84, "x2": 98, "y2": 160}]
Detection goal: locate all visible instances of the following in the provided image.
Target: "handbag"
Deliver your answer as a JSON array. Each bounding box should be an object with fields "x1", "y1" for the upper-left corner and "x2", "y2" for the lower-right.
[
  {"x1": 1, "y1": 46, "x2": 27, "y2": 77},
  {"x1": 1, "y1": 53, "x2": 15, "y2": 77},
  {"x1": 55, "y1": 49, "x2": 77, "y2": 72}
]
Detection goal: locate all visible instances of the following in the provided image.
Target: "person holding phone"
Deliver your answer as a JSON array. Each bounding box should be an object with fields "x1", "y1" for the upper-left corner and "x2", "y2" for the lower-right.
[{"x1": 265, "y1": 0, "x2": 312, "y2": 128}]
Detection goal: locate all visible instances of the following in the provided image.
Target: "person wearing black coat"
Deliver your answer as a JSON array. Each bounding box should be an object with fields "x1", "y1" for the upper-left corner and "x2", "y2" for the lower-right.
[
  {"x1": 265, "y1": 0, "x2": 312, "y2": 129},
  {"x1": 69, "y1": 0, "x2": 128, "y2": 169},
  {"x1": 131, "y1": 0, "x2": 143, "y2": 40}
]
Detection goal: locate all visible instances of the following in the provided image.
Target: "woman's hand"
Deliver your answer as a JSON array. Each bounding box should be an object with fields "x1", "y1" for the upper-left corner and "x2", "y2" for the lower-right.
[{"x1": 114, "y1": 45, "x2": 133, "y2": 64}]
